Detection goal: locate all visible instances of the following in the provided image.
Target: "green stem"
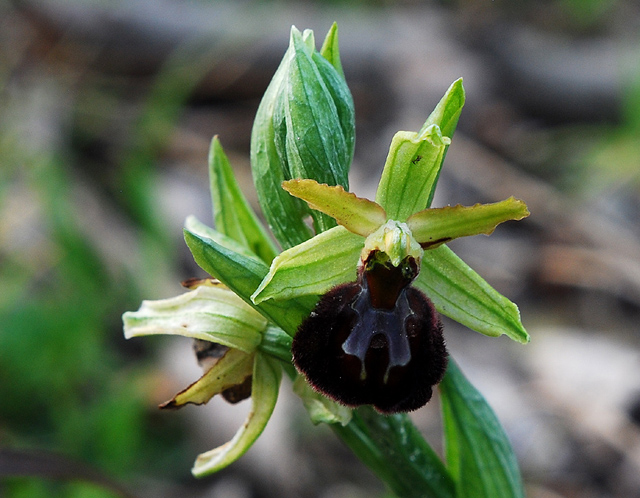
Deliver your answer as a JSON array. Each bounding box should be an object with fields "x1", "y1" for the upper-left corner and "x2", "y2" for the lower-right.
[{"x1": 333, "y1": 408, "x2": 455, "y2": 498}]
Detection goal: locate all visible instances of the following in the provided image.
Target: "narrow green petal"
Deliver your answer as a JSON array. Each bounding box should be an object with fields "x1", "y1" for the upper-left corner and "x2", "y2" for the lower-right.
[
  {"x1": 283, "y1": 179, "x2": 387, "y2": 236},
  {"x1": 122, "y1": 285, "x2": 266, "y2": 353},
  {"x1": 209, "y1": 137, "x2": 278, "y2": 263},
  {"x1": 252, "y1": 225, "x2": 363, "y2": 303},
  {"x1": 406, "y1": 197, "x2": 530, "y2": 249},
  {"x1": 415, "y1": 245, "x2": 529, "y2": 343},
  {"x1": 192, "y1": 354, "x2": 282, "y2": 476},
  {"x1": 161, "y1": 349, "x2": 254, "y2": 409},
  {"x1": 440, "y1": 359, "x2": 525, "y2": 498},
  {"x1": 375, "y1": 130, "x2": 448, "y2": 222}
]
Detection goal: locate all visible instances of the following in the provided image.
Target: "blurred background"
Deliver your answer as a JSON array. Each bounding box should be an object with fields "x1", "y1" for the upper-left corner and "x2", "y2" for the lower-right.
[{"x1": 1, "y1": 0, "x2": 640, "y2": 497}]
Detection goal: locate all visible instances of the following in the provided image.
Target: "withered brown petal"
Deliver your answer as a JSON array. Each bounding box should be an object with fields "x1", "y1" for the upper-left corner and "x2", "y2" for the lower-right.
[{"x1": 292, "y1": 279, "x2": 447, "y2": 414}]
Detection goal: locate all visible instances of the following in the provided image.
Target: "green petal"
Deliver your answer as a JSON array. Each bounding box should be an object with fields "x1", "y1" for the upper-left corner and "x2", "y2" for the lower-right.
[
  {"x1": 375, "y1": 79, "x2": 465, "y2": 219},
  {"x1": 406, "y1": 197, "x2": 530, "y2": 249},
  {"x1": 161, "y1": 349, "x2": 254, "y2": 409},
  {"x1": 440, "y1": 359, "x2": 525, "y2": 498},
  {"x1": 122, "y1": 285, "x2": 266, "y2": 353},
  {"x1": 251, "y1": 225, "x2": 363, "y2": 303},
  {"x1": 192, "y1": 354, "x2": 282, "y2": 476},
  {"x1": 209, "y1": 137, "x2": 278, "y2": 264},
  {"x1": 415, "y1": 245, "x2": 529, "y2": 343},
  {"x1": 184, "y1": 228, "x2": 317, "y2": 336},
  {"x1": 283, "y1": 179, "x2": 387, "y2": 236}
]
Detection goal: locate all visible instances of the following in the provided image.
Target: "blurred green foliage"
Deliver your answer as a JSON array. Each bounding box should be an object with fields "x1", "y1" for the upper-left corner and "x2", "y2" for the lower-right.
[{"x1": 0, "y1": 22, "x2": 221, "y2": 498}]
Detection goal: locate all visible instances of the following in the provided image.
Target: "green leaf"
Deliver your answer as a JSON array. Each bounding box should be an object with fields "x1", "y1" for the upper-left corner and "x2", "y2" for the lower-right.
[
  {"x1": 419, "y1": 78, "x2": 465, "y2": 208},
  {"x1": 184, "y1": 228, "x2": 316, "y2": 336},
  {"x1": 440, "y1": 359, "x2": 525, "y2": 498},
  {"x1": 250, "y1": 40, "x2": 313, "y2": 249},
  {"x1": 319, "y1": 22, "x2": 344, "y2": 77},
  {"x1": 419, "y1": 78, "x2": 465, "y2": 143},
  {"x1": 185, "y1": 215, "x2": 266, "y2": 265},
  {"x1": 251, "y1": 225, "x2": 362, "y2": 303},
  {"x1": 250, "y1": 25, "x2": 355, "y2": 245},
  {"x1": 333, "y1": 407, "x2": 455, "y2": 498},
  {"x1": 160, "y1": 349, "x2": 254, "y2": 408},
  {"x1": 192, "y1": 354, "x2": 282, "y2": 476},
  {"x1": 122, "y1": 285, "x2": 265, "y2": 353},
  {"x1": 293, "y1": 376, "x2": 353, "y2": 426},
  {"x1": 209, "y1": 136, "x2": 278, "y2": 263},
  {"x1": 414, "y1": 245, "x2": 529, "y2": 343},
  {"x1": 375, "y1": 130, "x2": 448, "y2": 222},
  {"x1": 407, "y1": 197, "x2": 530, "y2": 249},
  {"x1": 283, "y1": 179, "x2": 387, "y2": 236}
]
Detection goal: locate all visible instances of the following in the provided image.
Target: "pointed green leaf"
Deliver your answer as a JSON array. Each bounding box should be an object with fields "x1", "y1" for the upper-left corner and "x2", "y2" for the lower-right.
[
  {"x1": 283, "y1": 179, "x2": 387, "y2": 236},
  {"x1": 319, "y1": 22, "x2": 344, "y2": 77},
  {"x1": 252, "y1": 225, "x2": 363, "y2": 303},
  {"x1": 122, "y1": 285, "x2": 265, "y2": 353},
  {"x1": 440, "y1": 359, "x2": 525, "y2": 498},
  {"x1": 250, "y1": 40, "x2": 313, "y2": 249},
  {"x1": 184, "y1": 228, "x2": 316, "y2": 336},
  {"x1": 185, "y1": 215, "x2": 266, "y2": 265},
  {"x1": 415, "y1": 245, "x2": 529, "y2": 343},
  {"x1": 192, "y1": 354, "x2": 282, "y2": 476},
  {"x1": 419, "y1": 78, "x2": 465, "y2": 143},
  {"x1": 161, "y1": 349, "x2": 254, "y2": 408},
  {"x1": 209, "y1": 136, "x2": 278, "y2": 263},
  {"x1": 407, "y1": 197, "x2": 530, "y2": 249},
  {"x1": 276, "y1": 26, "x2": 353, "y2": 233},
  {"x1": 375, "y1": 129, "x2": 448, "y2": 222},
  {"x1": 419, "y1": 78, "x2": 465, "y2": 208}
]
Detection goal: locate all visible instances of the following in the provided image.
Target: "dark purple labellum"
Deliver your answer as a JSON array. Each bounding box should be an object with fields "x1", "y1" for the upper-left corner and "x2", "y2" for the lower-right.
[{"x1": 292, "y1": 252, "x2": 448, "y2": 413}]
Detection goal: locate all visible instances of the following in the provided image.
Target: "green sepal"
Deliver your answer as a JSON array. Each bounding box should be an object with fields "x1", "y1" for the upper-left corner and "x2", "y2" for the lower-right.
[
  {"x1": 122, "y1": 285, "x2": 265, "y2": 353},
  {"x1": 251, "y1": 225, "x2": 362, "y2": 304},
  {"x1": 415, "y1": 245, "x2": 529, "y2": 343},
  {"x1": 407, "y1": 197, "x2": 530, "y2": 249},
  {"x1": 184, "y1": 228, "x2": 316, "y2": 336},
  {"x1": 192, "y1": 354, "x2": 282, "y2": 476},
  {"x1": 283, "y1": 179, "x2": 386, "y2": 236},
  {"x1": 209, "y1": 136, "x2": 278, "y2": 263},
  {"x1": 440, "y1": 359, "x2": 525, "y2": 498},
  {"x1": 160, "y1": 349, "x2": 254, "y2": 409},
  {"x1": 375, "y1": 129, "x2": 448, "y2": 222},
  {"x1": 375, "y1": 79, "x2": 465, "y2": 220}
]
